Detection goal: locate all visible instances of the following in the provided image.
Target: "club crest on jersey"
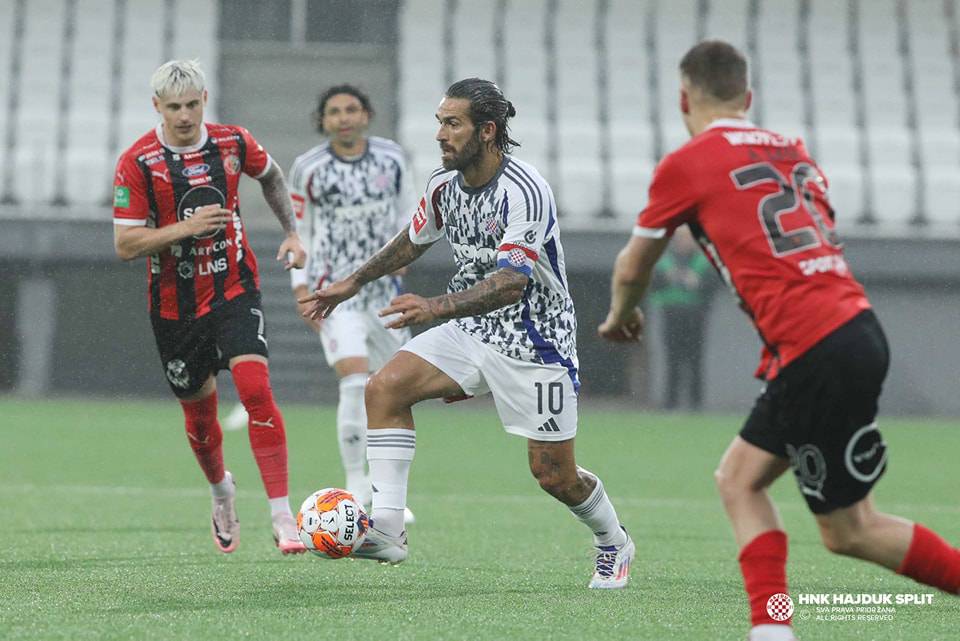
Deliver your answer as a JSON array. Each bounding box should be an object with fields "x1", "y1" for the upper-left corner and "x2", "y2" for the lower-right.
[
  {"x1": 165, "y1": 359, "x2": 190, "y2": 389},
  {"x1": 224, "y1": 154, "x2": 241, "y2": 176},
  {"x1": 182, "y1": 164, "x2": 210, "y2": 178},
  {"x1": 484, "y1": 217, "x2": 498, "y2": 234}
]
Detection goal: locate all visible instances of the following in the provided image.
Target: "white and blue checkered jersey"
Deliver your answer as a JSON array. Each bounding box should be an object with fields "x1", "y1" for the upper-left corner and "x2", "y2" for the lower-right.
[
  {"x1": 289, "y1": 136, "x2": 417, "y2": 312},
  {"x1": 409, "y1": 156, "x2": 579, "y2": 389}
]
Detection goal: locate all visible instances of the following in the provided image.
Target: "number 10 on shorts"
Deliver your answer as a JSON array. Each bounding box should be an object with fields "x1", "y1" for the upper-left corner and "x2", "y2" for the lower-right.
[{"x1": 535, "y1": 382, "x2": 564, "y2": 415}]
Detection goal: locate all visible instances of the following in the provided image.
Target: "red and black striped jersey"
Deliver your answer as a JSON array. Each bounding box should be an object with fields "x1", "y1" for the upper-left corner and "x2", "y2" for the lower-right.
[
  {"x1": 635, "y1": 119, "x2": 871, "y2": 381},
  {"x1": 113, "y1": 122, "x2": 272, "y2": 320}
]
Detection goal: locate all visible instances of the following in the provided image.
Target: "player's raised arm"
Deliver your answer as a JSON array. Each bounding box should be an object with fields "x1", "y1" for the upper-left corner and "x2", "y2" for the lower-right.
[
  {"x1": 379, "y1": 267, "x2": 527, "y2": 330},
  {"x1": 299, "y1": 225, "x2": 434, "y2": 320}
]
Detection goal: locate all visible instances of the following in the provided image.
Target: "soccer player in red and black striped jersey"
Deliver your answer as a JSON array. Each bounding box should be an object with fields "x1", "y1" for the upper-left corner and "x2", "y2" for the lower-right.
[
  {"x1": 600, "y1": 41, "x2": 959, "y2": 641},
  {"x1": 112, "y1": 60, "x2": 308, "y2": 555}
]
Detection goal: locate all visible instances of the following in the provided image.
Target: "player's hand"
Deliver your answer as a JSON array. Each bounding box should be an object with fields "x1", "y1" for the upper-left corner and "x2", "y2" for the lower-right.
[
  {"x1": 598, "y1": 308, "x2": 645, "y2": 343},
  {"x1": 277, "y1": 233, "x2": 307, "y2": 271},
  {"x1": 184, "y1": 205, "x2": 232, "y2": 237},
  {"x1": 293, "y1": 287, "x2": 322, "y2": 332},
  {"x1": 379, "y1": 293, "x2": 434, "y2": 329},
  {"x1": 298, "y1": 277, "x2": 361, "y2": 320}
]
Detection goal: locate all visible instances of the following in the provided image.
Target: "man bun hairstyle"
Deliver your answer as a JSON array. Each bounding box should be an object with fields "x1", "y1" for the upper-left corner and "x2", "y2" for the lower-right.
[
  {"x1": 445, "y1": 78, "x2": 520, "y2": 154},
  {"x1": 679, "y1": 39, "x2": 749, "y2": 103},
  {"x1": 315, "y1": 84, "x2": 374, "y2": 132}
]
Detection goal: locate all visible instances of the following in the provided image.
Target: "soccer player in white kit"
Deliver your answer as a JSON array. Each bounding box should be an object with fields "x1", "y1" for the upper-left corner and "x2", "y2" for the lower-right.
[
  {"x1": 230, "y1": 86, "x2": 415, "y2": 522},
  {"x1": 300, "y1": 78, "x2": 634, "y2": 588}
]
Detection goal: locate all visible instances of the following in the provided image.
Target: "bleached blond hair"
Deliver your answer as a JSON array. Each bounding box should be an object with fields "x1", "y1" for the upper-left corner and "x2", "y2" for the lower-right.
[{"x1": 151, "y1": 59, "x2": 205, "y2": 98}]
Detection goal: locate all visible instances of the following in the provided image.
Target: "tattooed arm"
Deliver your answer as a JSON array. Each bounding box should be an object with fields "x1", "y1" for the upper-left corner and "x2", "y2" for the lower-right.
[
  {"x1": 298, "y1": 226, "x2": 434, "y2": 320},
  {"x1": 257, "y1": 161, "x2": 306, "y2": 270},
  {"x1": 378, "y1": 268, "x2": 528, "y2": 330}
]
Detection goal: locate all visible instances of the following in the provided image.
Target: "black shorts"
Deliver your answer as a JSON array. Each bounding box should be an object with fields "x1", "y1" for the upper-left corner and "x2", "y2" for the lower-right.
[
  {"x1": 740, "y1": 310, "x2": 890, "y2": 514},
  {"x1": 151, "y1": 291, "x2": 269, "y2": 398}
]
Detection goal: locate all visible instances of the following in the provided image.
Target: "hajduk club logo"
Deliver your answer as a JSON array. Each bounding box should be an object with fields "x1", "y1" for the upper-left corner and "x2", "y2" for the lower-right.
[{"x1": 767, "y1": 593, "x2": 795, "y2": 621}]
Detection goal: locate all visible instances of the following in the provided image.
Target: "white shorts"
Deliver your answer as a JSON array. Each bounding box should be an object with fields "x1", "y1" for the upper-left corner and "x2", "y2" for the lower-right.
[
  {"x1": 320, "y1": 308, "x2": 410, "y2": 370},
  {"x1": 400, "y1": 321, "x2": 578, "y2": 441}
]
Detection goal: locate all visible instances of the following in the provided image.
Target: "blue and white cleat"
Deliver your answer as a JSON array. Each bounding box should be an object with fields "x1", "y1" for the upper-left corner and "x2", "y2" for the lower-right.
[
  {"x1": 588, "y1": 527, "x2": 634, "y2": 589},
  {"x1": 352, "y1": 525, "x2": 408, "y2": 564}
]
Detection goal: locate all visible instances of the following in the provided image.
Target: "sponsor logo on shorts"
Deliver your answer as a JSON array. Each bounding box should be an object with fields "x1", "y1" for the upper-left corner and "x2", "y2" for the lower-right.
[
  {"x1": 113, "y1": 186, "x2": 130, "y2": 208},
  {"x1": 786, "y1": 443, "x2": 827, "y2": 502},
  {"x1": 165, "y1": 359, "x2": 190, "y2": 389},
  {"x1": 844, "y1": 422, "x2": 887, "y2": 483},
  {"x1": 182, "y1": 164, "x2": 210, "y2": 178}
]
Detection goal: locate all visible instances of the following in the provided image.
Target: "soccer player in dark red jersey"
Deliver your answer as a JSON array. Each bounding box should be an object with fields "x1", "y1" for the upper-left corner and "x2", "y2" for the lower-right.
[
  {"x1": 600, "y1": 40, "x2": 959, "y2": 641},
  {"x1": 112, "y1": 60, "x2": 308, "y2": 555}
]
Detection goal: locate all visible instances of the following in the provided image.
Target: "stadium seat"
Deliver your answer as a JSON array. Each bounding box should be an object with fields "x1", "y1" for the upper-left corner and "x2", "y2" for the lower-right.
[{"x1": 452, "y1": 0, "x2": 497, "y2": 82}]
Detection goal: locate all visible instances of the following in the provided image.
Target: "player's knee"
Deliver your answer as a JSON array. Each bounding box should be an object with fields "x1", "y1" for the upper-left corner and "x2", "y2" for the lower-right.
[
  {"x1": 820, "y1": 523, "x2": 866, "y2": 557},
  {"x1": 365, "y1": 369, "x2": 408, "y2": 413},
  {"x1": 529, "y1": 462, "x2": 572, "y2": 500},
  {"x1": 714, "y1": 466, "x2": 740, "y2": 502}
]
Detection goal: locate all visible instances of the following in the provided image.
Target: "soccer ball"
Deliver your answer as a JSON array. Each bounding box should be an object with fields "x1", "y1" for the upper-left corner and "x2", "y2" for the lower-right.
[{"x1": 296, "y1": 488, "x2": 369, "y2": 558}]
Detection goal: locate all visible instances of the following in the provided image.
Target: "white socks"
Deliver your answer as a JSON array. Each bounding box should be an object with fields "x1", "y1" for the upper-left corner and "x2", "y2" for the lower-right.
[
  {"x1": 211, "y1": 471, "x2": 234, "y2": 499},
  {"x1": 569, "y1": 476, "x2": 627, "y2": 548},
  {"x1": 268, "y1": 496, "x2": 292, "y2": 517},
  {"x1": 367, "y1": 428, "x2": 416, "y2": 537},
  {"x1": 749, "y1": 624, "x2": 796, "y2": 641},
  {"x1": 337, "y1": 374, "x2": 369, "y2": 494}
]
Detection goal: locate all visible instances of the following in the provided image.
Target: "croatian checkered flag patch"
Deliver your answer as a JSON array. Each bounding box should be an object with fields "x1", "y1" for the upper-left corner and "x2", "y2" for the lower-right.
[
  {"x1": 508, "y1": 248, "x2": 527, "y2": 267},
  {"x1": 766, "y1": 593, "x2": 794, "y2": 621}
]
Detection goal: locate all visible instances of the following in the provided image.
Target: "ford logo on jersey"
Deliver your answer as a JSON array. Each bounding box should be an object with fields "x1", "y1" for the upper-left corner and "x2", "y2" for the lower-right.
[{"x1": 181, "y1": 164, "x2": 210, "y2": 178}]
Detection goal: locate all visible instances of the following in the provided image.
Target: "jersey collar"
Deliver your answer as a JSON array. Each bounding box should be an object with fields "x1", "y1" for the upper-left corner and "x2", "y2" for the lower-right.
[
  {"x1": 155, "y1": 122, "x2": 209, "y2": 153},
  {"x1": 706, "y1": 118, "x2": 756, "y2": 130}
]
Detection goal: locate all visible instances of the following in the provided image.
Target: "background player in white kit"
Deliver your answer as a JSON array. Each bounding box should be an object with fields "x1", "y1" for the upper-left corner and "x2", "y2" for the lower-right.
[
  {"x1": 226, "y1": 85, "x2": 415, "y2": 522},
  {"x1": 300, "y1": 78, "x2": 634, "y2": 588}
]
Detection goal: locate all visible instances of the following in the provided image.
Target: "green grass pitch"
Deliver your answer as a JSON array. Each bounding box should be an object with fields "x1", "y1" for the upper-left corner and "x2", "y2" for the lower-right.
[{"x1": 1, "y1": 398, "x2": 957, "y2": 640}]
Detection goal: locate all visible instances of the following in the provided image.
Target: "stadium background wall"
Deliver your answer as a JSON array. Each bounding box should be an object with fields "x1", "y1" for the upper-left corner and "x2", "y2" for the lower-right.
[
  {"x1": 0, "y1": 0, "x2": 958, "y2": 416},
  {"x1": 1, "y1": 221, "x2": 958, "y2": 416}
]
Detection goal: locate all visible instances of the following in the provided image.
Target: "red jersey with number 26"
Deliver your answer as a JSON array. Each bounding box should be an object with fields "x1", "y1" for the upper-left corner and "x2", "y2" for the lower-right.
[
  {"x1": 113, "y1": 123, "x2": 272, "y2": 321},
  {"x1": 635, "y1": 119, "x2": 870, "y2": 380}
]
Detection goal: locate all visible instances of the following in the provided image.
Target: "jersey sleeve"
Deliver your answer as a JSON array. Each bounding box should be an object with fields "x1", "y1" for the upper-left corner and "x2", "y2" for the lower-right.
[
  {"x1": 112, "y1": 154, "x2": 150, "y2": 226},
  {"x1": 408, "y1": 176, "x2": 447, "y2": 246},
  {"x1": 395, "y1": 152, "x2": 419, "y2": 234},
  {"x1": 634, "y1": 151, "x2": 698, "y2": 238},
  {"x1": 238, "y1": 127, "x2": 273, "y2": 179},
  {"x1": 495, "y1": 180, "x2": 555, "y2": 277},
  {"x1": 288, "y1": 155, "x2": 313, "y2": 290}
]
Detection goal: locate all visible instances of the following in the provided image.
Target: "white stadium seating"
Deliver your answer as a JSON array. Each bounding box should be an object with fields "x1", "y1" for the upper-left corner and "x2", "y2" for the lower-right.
[{"x1": 394, "y1": 0, "x2": 960, "y2": 233}]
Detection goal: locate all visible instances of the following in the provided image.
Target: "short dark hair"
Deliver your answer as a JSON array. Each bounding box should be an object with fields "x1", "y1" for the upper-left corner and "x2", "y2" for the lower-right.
[
  {"x1": 679, "y1": 40, "x2": 749, "y2": 102},
  {"x1": 445, "y1": 78, "x2": 520, "y2": 154},
  {"x1": 315, "y1": 84, "x2": 374, "y2": 130}
]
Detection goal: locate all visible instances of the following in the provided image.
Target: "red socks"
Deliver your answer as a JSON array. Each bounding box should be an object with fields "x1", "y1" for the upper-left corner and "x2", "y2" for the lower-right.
[
  {"x1": 232, "y1": 360, "x2": 288, "y2": 499},
  {"x1": 739, "y1": 530, "x2": 791, "y2": 626},
  {"x1": 897, "y1": 523, "x2": 960, "y2": 594},
  {"x1": 180, "y1": 391, "x2": 225, "y2": 484}
]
